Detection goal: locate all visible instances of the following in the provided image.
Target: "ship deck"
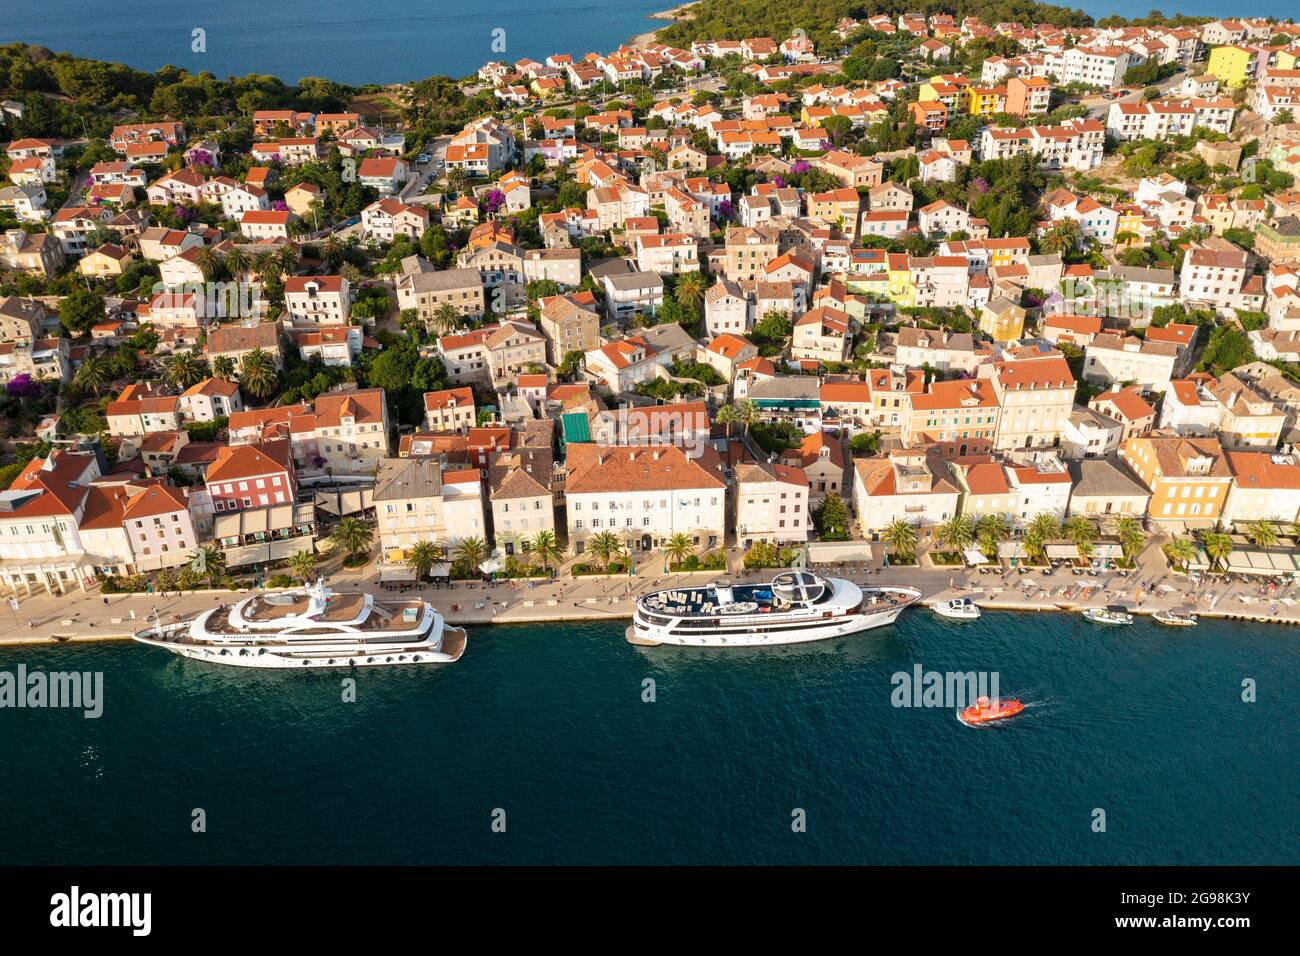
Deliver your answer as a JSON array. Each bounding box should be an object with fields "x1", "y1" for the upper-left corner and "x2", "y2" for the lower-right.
[
  {"x1": 641, "y1": 583, "x2": 783, "y2": 617},
  {"x1": 244, "y1": 592, "x2": 368, "y2": 622}
]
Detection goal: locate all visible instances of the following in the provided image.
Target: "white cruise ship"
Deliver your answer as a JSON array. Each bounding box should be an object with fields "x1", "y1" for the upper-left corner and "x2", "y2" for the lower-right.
[
  {"x1": 626, "y1": 570, "x2": 921, "y2": 647},
  {"x1": 132, "y1": 579, "x2": 466, "y2": 668}
]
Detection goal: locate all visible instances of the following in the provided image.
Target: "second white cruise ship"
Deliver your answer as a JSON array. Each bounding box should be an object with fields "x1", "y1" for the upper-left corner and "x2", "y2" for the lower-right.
[
  {"x1": 626, "y1": 570, "x2": 921, "y2": 647},
  {"x1": 132, "y1": 579, "x2": 467, "y2": 668}
]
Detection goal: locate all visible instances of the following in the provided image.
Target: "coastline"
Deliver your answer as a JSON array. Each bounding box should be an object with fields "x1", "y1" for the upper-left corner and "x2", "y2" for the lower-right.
[
  {"x1": 626, "y1": 1, "x2": 698, "y2": 49},
  {"x1": 3, "y1": 568, "x2": 1298, "y2": 650}
]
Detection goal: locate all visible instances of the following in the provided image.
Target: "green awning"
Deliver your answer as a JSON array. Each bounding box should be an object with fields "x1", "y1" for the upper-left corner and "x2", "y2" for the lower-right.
[{"x1": 561, "y1": 411, "x2": 591, "y2": 445}]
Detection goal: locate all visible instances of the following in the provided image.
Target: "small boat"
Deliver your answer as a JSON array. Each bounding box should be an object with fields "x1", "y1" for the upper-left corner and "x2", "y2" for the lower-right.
[
  {"x1": 958, "y1": 696, "x2": 1024, "y2": 726},
  {"x1": 933, "y1": 597, "x2": 981, "y2": 620},
  {"x1": 1083, "y1": 605, "x2": 1134, "y2": 626},
  {"x1": 1153, "y1": 609, "x2": 1198, "y2": 627}
]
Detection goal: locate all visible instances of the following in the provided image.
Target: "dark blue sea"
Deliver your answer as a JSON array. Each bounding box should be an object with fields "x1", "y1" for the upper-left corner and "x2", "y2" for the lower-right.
[
  {"x1": 1, "y1": 1, "x2": 1297, "y2": 86},
  {"x1": 1, "y1": 611, "x2": 1295, "y2": 865}
]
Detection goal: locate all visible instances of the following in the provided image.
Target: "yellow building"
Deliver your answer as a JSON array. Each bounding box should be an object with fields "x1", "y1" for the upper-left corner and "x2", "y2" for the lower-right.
[
  {"x1": 886, "y1": 253, "x2": 916, "y2": 308},
  {"x1": 1206, "y1": 46, "x2": 1255, "y2": 88},
  {"x1": 978, "y1": 295, "x2": 1025, "y2": 342},
  {"x1": 1278, "y1": 49, "x2": 1299, "y2": 71},
  {"x1": 1119, "y1": 434, "x2": 1233, "y2": 528},
  {"x1": 965, "y1": 86, "x2": 1007, "y2": 117}
]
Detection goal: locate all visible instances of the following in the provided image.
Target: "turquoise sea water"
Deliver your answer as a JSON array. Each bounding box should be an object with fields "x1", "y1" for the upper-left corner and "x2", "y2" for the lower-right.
[
  {"x1": 1, "y1": 1, "x2": 1297, "y2": 86},
  {"x1": 1, "y1": 611, "x2": 1295, "y2": 865}
]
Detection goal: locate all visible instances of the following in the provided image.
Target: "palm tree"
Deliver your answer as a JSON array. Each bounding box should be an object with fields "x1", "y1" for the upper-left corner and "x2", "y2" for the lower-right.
[
  {"x1": 1039, "y1": 218, "x2": 1081, "y2": 256},
  {"x1": 715, "y1": 403, "x2": 739, "y2": 439},
  {"x1": 164, "y1": 351, "x2": 206, "y2": 390},
  {"x1": 1246, "y1": 520, "x2": 1279, "y2": 549},
  {"x1": 287, "y1": 549, "x2": 318, "y2": 584},
  {"x1": 211, "y1": 355, "x2": 237, "y2": 380},
  {"x1": 1062, "y1": 515, "x2": 1096, "y2": 558},
  {"x1": 587, "y1": 530, "x2": 623, "y2": 572},
  {"x1": 454, "y1": 535, "x2": 487, "y2": 576},
  {"x1": 320, "y1": 235, "x2": 345, "y2": 270},
  {"x1": 195, "y1": 246, "x2": 224, "y2": 281},
  {"x1": 675, "y1": 270, "x2": 706, "y2": 314},
  {"x1": 882, "y1": 519, "x2": 917, "y2": 564},
  {"x1": 330, "y1": 517, "x2": 374, "y2": 563},
  {"x1": 276, "y1": 245, "x2": 300, "y2": 276},
  {"x1": 73, "y1": 356, "x2": 110, "y2": 397},
  {"x1": 253, "y1": 250, "x2": 279, "y2": 280},
  {"x1": 223, "y1": 245, "x2": 250, "y2": 278},
  {"x1": 528, "y1": 529, "x2": 562, "y2": 571},
  {"x1": 1163, "y1": 538, "x2": 1197, "y2": 572},
  {"x1": 1024, "y1": 512, "x2": 1061, "y2": 564},
  {"x1": 188, "y1": 544, "x2": 226, "y2": 587},
  {"x1": 664, "y1": 532, "x2": 694, "y2": 570},
  {"x1": 934, "y1": 514, "x2": 975, "y2": 556},
  {"x1": 406, "y1": 539, "x2": 442, "y2": 581},
  {"x1": 239, "y1": 347, "x2": 278, "y2": 401},
  {"x1": 1201, "y1": 531, "x2": 1233, "y2": 572},
  {"x1": 428, "y1": 302, "x2": 461, "y2": 336},
  {"x1": 1110, "y1": 514, "x2": 1145, "y2": 565},
  {"x1": 976, "y1": 513, "x2": 1010, "y2": 560},
  {"x1": 733, "y1": 399, "x2": 759, "y2": 437}
]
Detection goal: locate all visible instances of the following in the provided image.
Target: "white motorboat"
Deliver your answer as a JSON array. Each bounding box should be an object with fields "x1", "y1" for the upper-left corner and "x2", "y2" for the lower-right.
[
  {"x1": 1152, "y1": 609, "x2": 1198, "y2": 627},
  {"x1": 626, "y1": 570, "x2": 921, "y2": 647},
  {"x1": 932, "y1": 597, "x2": 981, "y2": 621},
  {"x1": 132, "y1": 578, "x2": 467, "y2": 668},
  {"x1": 1082, "y1": 605, "x2": 1134, "y2": 626}
]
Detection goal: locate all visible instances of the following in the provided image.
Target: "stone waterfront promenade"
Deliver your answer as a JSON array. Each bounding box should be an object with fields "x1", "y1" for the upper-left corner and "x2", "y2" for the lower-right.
[{"x1": 1, "y1": 544, "x2": 1297, "y2": 648}]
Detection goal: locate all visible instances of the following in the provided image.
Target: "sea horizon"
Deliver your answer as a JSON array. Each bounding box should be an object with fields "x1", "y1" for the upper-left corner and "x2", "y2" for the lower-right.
[{"x1": 1, "y1": 0, "x2": 1296, "y2": 87}]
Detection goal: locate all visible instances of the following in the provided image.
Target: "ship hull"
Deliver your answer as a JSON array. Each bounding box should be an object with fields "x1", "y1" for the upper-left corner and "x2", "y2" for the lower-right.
[
  {"x1": 133, "y1": 626, "x2": 467, "y2": 668},
  {"x1": 625, "y1": 607, "x2": 905, "y2": 647}
]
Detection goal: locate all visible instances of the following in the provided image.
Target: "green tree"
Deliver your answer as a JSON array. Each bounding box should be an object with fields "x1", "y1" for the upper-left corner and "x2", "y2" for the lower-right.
[
  {"x1": 1062, "y1": 515, "x2": 1096, "y2": 558},
  {"x1": 73, "y1": 355, "x2": 111, "y2": 396},
  {"x1": 1024, "y1": 513, "x2": 1061, "y2": 563},
  {"x1": 935, "y1": 514, "x2": 975, "y2": 555},
  {"x1": 675, "y1": 270, "x2": 707, "y2": 314},
  {"x1": 882, "y1": 519, "x2": 917, "y2": 563},
  {"x1": 330, "y1": 516, "x2": 374, "y2": 562},
  {"x1": 164, "y1": 351, "x2": 206, "y2": 390},
  {"x1": 814, "y1": 491, "x2": 849, "y2": 540},
  {"x1": 454, "y1": 535, "x2": 487, "y2": 575},
  {"x1": 976, "y1": 513, "x2": 1010, "y2": 560},
  {"x1": 188, "y1": 543, "x2": 226, "y2": 587},
  {"x1": 238, "y1": 347, "x2": 278, "y2": 401},
  {"x1": 288, "y1": 549, "x2": 319, "y2": 585},
  {"x1": 1110, "y1": 514, "x2": 1145, "y2": 565},
  {"x1": 587, "y1": 530, "x2": 623, "y2": 572},
  {"x1": 406, "y1": 539, "x2": 443, "y2": 580},
  {"x1": 58, "y1": 287, "x2": 106, "y2": 336},
  {"x1": 1201, "y1": 531, "x2": 1233, "y2": 571},
  {"x1": 1246, "y1": 520, "x2": 1279, "y2": 549},
  {"x1": 664, "y1": 532, "x2": 695, "y2": 570},
  {"x1": 212, "y1": 355, "x2": 237, "y2": 380},
  {"x1": 1163, "y1": 537, "x2": 1197, "y2": 571},
  {"x1": 528, "y1": 530, "x2": 562, "y2": 571}
]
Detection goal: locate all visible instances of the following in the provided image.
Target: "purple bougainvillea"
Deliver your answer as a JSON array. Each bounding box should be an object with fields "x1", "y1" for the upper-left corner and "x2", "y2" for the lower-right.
[
  {"x1": 970, "y1": 176, "x2": 989, "y2": 194},
  {"x1": 484, "y1": 189, "x2": 506, "y2": 214},
  {"x1": 5, "y1": 374, "x2": 42, "y2": 399},
  {"x1": 790, "y1": 160, "x2": 811, "y2": 175},
  {"x1": 771, "y1": 175, "x2": 785, "y2": 189},
  {"x1": 188, "y1": 149, "x2": 213, "y2": 168},
  {"x1": 716, "y1": 199, "x2": 734, "y2": 220},
  {"x1": 272, "y1": 200, "x2": 289, "y2": 212}
]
